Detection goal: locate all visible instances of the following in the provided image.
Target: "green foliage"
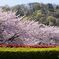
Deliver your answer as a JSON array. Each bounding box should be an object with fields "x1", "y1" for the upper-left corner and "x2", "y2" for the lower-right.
[
  {"x1": 29, "y1": 3, "x2": 41, "y2": 11},
  {"x1": 0, "y1": 51, "x2": 59, "y2": 59},
  {"x1": 0, "y1": 47, "x2": 59, "y2": 59},
  {"x1": 1, "y1": 3, "x2": 59, "y2": 26},
  {"x1": 2, "y1": 5, "x2": 10, "y2": 12},
  {"x1": 11, "y1": 5, "x2": 21, "y2": 12},
  {"x1": 47, "y1": 3, "x2": 54, "y2": 12},
  {"x1": 56, "y1": 19, "x2": 59, "y2": 26},
  {"x1": 46, "y1": 16, "x2": 56, "y2": 26},
  {"x1": 15, "y1": 9, "x2": 24, "y2": 16},
  {"x1": 32, "y1": 10, "x2": 44, "y2": 21}
]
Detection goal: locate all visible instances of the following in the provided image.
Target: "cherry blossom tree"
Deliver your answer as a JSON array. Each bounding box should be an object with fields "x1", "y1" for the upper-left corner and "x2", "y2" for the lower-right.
[{"x1": 0, "y1": 10, "x2": 59, "y2": 46}]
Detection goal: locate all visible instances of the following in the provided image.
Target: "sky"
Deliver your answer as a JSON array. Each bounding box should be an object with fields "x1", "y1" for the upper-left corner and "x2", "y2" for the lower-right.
[{"x1": 0, "y1": 0, "x2": 59, "y2": 6}]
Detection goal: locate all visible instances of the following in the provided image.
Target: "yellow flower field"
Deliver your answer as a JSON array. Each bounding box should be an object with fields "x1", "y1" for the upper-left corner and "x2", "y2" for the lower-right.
[{"x1": 0, "y1": 47, "x2": 59, "y2": 52}]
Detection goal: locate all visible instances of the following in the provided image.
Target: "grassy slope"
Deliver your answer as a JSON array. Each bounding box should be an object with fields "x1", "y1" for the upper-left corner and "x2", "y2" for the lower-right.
[{"x1": 0, "y1": 47, "x2": 59, "y2": 52}]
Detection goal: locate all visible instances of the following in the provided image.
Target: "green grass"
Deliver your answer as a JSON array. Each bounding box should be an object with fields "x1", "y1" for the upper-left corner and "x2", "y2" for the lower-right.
[{"x1": 0, "y1": 47, "x2": 59, "y2": 52}]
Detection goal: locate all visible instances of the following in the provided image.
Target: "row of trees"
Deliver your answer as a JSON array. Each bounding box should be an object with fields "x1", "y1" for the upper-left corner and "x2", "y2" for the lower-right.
[
  {"x1": 1, "y1": 3, "x2": 59, "y2": 26},
  {"x1": 0, "y1": 11, "x2": 59, "y2": 45}
]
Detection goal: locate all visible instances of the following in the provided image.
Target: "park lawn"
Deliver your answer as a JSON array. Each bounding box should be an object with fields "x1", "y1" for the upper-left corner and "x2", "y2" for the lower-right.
[{"x1": 0, "y1": 47, "x2": 59, "y2": 52}]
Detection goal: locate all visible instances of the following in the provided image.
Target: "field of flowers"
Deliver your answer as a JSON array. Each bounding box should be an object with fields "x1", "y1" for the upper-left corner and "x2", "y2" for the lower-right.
[{"x1": 0, "y1": 47, "x2": 59, "y2": 52}]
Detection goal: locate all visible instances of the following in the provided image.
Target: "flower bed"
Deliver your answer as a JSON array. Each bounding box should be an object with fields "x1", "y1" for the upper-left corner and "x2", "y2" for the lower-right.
[{"x1": 0, "y1": 44, "x2": 57, "y2": 48}]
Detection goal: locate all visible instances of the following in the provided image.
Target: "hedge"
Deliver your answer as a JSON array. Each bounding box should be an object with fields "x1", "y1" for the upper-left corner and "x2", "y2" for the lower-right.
[{"x1": 0, "y1": 51, "x2": 59, "y2": 59}]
